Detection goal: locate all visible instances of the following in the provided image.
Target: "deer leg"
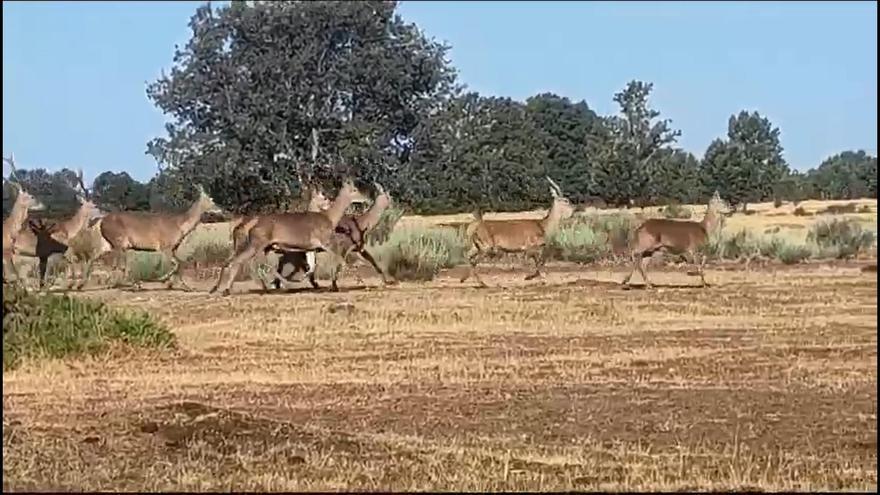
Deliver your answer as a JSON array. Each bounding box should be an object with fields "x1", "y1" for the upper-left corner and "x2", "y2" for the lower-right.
[
  {"x1": 330, "y1": 247, "x2": 355, "y2": 292},
  {"x1": 697, "y1": 252, "x2": 709, "y2": 287},
  {"x1": 304, "y1": 251, "x2": 320, "y2": 289},
  {"x1": 211, "y1": 242, "x2": 261, "y2": 296},
  {"x1": 461, "y1": 247, "x2": 488, "y2": 288},
  {"x1": 4, "y1": 254, "x2": 29, "y2": 289},
  {"x1": 524, "y1": 248, "x2": 546, "y2": 281},
  {"x1": 621, "y1": 251, "x2": 640, "y2": 286},
  {"x1": 636, "y1": 254, "x2": 653, "y2": 289},
  {"x1": 164, "y1": 247, "x2": 193, "y2": 292},
  {"x1": 76, "y1": 258, "x2": 96, "y2": 291},
  {"x1": 359, "y1": 248, "x2": 394, "y2": 286}
]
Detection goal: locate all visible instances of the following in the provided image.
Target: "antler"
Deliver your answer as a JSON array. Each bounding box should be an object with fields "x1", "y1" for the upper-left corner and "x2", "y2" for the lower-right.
[
  {"x1": 75, "y1": 168, "x2": 91, "y2": 199},
  {"x1": 546, "y1": 176, "x2": 562, "y2": 198},
  {"x1": 374, "y1": 182, "x2": 386, "y2": 197},
  {"x1": 3, "y1": 153, "x2": 20, "y2": 184}
]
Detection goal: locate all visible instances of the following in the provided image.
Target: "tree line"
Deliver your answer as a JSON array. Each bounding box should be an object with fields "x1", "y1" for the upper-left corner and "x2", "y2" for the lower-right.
[{"x1": 4, "y1": 1, "x2": 877, "y2": 219}]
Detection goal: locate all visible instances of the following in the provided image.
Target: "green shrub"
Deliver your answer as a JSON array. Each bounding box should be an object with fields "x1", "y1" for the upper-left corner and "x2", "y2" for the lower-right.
[
  {"x1": 377, "y1": 227, "x2": 467, "y2": 281},
  {"x1": 365, "y1": 207, "x2": 405, "y2": 246},
  {"x1": 127, "y1": 252, "x2": 173, "y2": 282},
  {"x1": 807, "y1": 218, "x2": 876, "y2": 259},
  {"x1": 661, "y1": 203, "x2": 692, "y2": 219},
  {"x1": 2, "y1": 283, "x2": 174, "y2": 370},
  {"x1": 184, "y1": 241, "x2": 232, "y2": 268},
  {"x1": 793, "y1": 206, "x2": 811, "y2": 217},
  {"x1": 546, "y1": 220, "x2": 609, "y2": 263},
  {"x1": 775, "y1": 243, "x2": 813, "y2": 265},
  {"x1": 574, "y1": 213, "x2": 636, "y2": 258},
  {"x1": 858, "y1": 205, "x2": 872, "y2": 214}
]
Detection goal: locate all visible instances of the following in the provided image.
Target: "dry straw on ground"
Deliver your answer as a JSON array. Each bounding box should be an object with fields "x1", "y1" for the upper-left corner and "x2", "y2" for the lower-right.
[{"x1": 2, "y1": 199, "x2": 877, "y2": 491}]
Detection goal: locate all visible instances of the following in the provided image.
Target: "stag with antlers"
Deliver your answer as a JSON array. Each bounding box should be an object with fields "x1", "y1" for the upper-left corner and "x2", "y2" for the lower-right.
[
  {"x1": 3, "y1": 153, "x2": 46, "y2": 287},
  {"x1": 14, "y1": 168, "x2": 101, "y2": 290},
  {"x1": 460, "y1": 176, "x2": 574, "y2": 287}
]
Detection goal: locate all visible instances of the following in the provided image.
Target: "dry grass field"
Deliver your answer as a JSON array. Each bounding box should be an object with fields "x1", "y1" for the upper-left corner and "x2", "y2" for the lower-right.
[{"x1": 2, "y1": 200, "x2": 878, "y2": 491}]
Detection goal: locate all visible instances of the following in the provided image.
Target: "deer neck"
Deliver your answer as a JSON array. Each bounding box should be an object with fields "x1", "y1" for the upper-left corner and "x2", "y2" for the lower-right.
[
  {"x1": 355, "y1": 195, "x2": 390, "y2": 232},
  {"x1": 4, "y1": 197, "x2": 31, "y2": 233},
  {"x1": 323, "y1": 193, "x2": 356, "y2": 228},
  {"x1": 700, "y1": 206, "x2": 718, "y2": 232},
  {"x1": 179, "y1": 197, "x2": 208, "y2": 235},
  {"x1": 56, "y1": 203, "x2": 91, "y2": 241},
  {"x1": 540, "y1": 203, "x2": 564, "y2": 237}
]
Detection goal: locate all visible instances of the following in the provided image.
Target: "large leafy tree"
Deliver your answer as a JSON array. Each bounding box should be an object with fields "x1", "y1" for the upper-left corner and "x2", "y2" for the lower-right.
[
  {"x1": 92, "y1": 171, "x2": 151, "y2": 212},
  {"x1": 2, "y1": 168, "x2": 83, "y2": 219},
  {"x1": 147, "y1": 0, "x2": 456, "y2": 214},
  {"x1": 807, "y1": 150, "x2": 877, "y2": 199},
  {"x1": 407, "y1": 92, "x2": 549, "y2": 214},
  {"x1": 645, "y1": 148, "x2": 702, "y2": 205},
  {"x1": 523, "y1": 93, "x2": 606, "y2": 203},
  {"x1": 701, "y1": 110, "x2": 788, "y2": 210},
  {"x1": 593, "y1": 81, "x2": 681, "y2": 207}
]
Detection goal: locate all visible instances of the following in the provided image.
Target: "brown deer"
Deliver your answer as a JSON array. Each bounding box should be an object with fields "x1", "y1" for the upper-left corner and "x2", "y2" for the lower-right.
[
  {"x1": 273, "y1": 182, "x2": 396, "y2": 292},
  {"x1": 78, "y1": 184, "x2": 222, "y2": 291},
  {"x1": 460, "y1": 176, "x2": 574, "y2": 287},
  {"x1": 2, "y1": 154, "x2": 46, "y2": 286},
  {"x1": 209, "y1": 179, "x2": 364, "y2": 296},
  {"x1": 229, "y1": 185, "x2": 331, "y2": 291},
  {"x1": 13, "y1": 169, "x2": 101, "y2": 290},
  {"x1": 621, "y1": 191, "x2": 728, "y2": 289}
]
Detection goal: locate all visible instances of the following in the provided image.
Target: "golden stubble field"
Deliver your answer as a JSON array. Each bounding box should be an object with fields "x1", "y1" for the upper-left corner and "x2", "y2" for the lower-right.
[{"x1": 2, "y1": 200, "x2": 878, "y2": 491}]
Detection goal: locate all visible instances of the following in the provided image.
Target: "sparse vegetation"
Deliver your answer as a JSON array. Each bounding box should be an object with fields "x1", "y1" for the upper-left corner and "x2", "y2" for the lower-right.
[
  {"x1": 376, "y1": 227, "x2": 467, "y2": 281},
  {"x1": 2, "y1": 282, "x2": 174, "y2": 370},
  {"x1": 807, "y1": 218, "x2": 876, "y2": 259},
  {"x1": 661, "y1": 203, "x2": 692, "y2": 219}
]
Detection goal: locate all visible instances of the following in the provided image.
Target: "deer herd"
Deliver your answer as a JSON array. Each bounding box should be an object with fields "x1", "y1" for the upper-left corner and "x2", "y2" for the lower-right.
[{"x1": 3, "y1": 153, "x2": 729, "y2": 296}]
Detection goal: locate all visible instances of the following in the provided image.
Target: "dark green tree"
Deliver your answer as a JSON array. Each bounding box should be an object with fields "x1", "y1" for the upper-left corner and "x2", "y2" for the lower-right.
[
  {"x1": 701, "y1": 110, "x2": 788, "y2": 210},
  {"x1": 523, "y1": 93, "x2": 607, "y2": 203},
  {"x1": 593, "y1": 81, "x2": 681, "y2": 207},
  {"x1": 92, "y1": 171, "x2": 151, "y2": 212},
  {"x1": 407, "y1": 92, "x2": 549, "y2": 214},
  {"x1": 645, "y1": 148, "x2": 702, "y2": 205},
  {"x1": 807, "y1": 150, "x2": 877, "y2": 199},
  {"x1": 146, "y1": 0, "x2": 456, "y2": 214},
  {"x1": 3, "y1": 168, "x2": 83, "y2": 219}
]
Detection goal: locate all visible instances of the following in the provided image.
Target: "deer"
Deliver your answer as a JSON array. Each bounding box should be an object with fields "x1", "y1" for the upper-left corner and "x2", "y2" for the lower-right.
[
  {"x1": 460, "y1": 176, "x2": 575, "y2": 287},
  {"x1": 229, "y1": 185, "x2": 331, "y2": 291},
  {"x1": 13, "y1": 169, "x2": 101, "y2": 290},
  {"x1": 621, "y1": 190, "x2": 728, "y2": 289},
  {"x1": 2, "y1": 153, "x2": 46, "y2": 287},
  {"x1": 77, "y1": 184, "x2": 222, "y2": 291},
  {"x1": 272, "y1": 182, "x2": 396, "y2": 292},
  {"x1": 209, "y1": 178, "x2": 364, "y2": 296}
]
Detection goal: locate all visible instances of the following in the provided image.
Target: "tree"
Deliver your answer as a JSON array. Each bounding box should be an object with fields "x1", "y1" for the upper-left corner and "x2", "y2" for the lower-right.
[
  {"x1": 701, "y1": 110, "x2": 788, "y2": 210},
  {"x1": 807, "y1": 150, "x2": 877, "y2": 200},
  {"x1": 645, "y1": 148, "x2": 702, "y2": 205},
  {"x1": 592, "y1": 81, "x2": 681, "y2": 207},
  {"x1": 407, "y1": 93, "x2": 549, "y2": 214},
  {"x1": 92, "y1": 171, "x2": 150, "y2": 212},
  {"x1": 3, "y1": 168, "x2": 82, "y2": 219},
  {"x1": 146, "y1": 1, "x2": 456, "y2": 214},
  {"x1": 523, "y1": 93, "x2": 607, "y2": 203}
]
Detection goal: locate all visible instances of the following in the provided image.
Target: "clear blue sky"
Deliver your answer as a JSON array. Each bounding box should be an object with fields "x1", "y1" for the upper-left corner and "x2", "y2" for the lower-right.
[{"x1": 3, "y1": 1, "x2": 877, "y2": 183}]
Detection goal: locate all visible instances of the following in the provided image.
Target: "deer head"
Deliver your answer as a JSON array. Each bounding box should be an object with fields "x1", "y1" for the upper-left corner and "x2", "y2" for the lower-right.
[
  {"x1": 195, "y1": 184, "x2": 223, "y2": 215},
  {"x1": 4, "y1": 153, "x2": 45, "y2": 212},
  {"x1": 546, "y1": 176, "x2": 574, "y2": 221}
]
